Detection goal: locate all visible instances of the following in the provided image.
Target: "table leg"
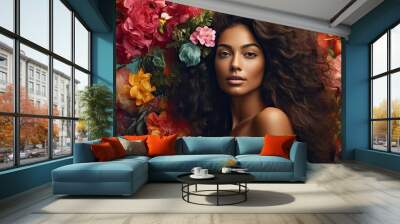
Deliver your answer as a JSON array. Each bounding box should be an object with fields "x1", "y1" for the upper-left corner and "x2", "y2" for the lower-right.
[
  {"x1": 217, "y1": 184, "x2": 219, "y2": 206},
  {"x1": 245, "y1": 183, "x2": 247, "y2": 201},
  {"x1": 187, "y1": 184, "x2": 190, "y2": 202}
]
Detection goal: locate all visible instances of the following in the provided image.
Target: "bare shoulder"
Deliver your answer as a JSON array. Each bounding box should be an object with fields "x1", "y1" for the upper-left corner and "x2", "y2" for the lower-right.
[{"x1": 251, "y1": 107, "x2": 294, "y2": 136}]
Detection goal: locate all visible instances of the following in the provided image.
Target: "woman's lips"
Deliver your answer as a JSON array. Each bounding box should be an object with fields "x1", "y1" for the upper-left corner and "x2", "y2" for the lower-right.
[{"x1": 226, "y1": 76, "x2": 246, "y2": 85}]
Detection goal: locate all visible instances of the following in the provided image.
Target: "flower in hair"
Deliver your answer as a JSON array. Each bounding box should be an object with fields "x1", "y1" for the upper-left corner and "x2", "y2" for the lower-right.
[{"x1": 190, "y1": 26, "x2": 216, "y2": 47}]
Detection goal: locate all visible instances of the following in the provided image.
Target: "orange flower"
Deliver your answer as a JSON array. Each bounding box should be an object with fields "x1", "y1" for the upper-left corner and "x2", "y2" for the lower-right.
[
  {"x1": 316, "y1": 33, "x2": 341, "y2": 58},
  {"x1": 146, "y1": 111, "x2": 192, "y2": 136},
  {"x1": 129, "y1": 68, "x2": 156, "y2": 106}
]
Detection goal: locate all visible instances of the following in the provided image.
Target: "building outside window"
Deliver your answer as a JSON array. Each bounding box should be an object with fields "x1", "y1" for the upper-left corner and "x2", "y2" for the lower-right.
[
  {"x1": 35, "y1": 70, "x2": 40, "y2": 81},
  {"x1": 41, "y1": 73, "x2": 46, "y2": 83},
  {"x1": 0, "y1": 54, "x2": 7, "y2": 67},
  {"x1": 0, "y1": 71, "x2": 6, "y2": 83},
  {"x1": 0, "y1": 54, "x2": 7, "y2": 89},
  {"x1": 41, "y1": 85, "x2": 46, "y2": 97},
  {"x1": 28, "y1": 81, "x2": 34, "y2": 94},
  {"x1": 28, "y1": 66, "x2": 34, "y2": 80}
]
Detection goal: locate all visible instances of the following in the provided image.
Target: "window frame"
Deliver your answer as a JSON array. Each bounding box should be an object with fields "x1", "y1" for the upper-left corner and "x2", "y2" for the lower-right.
[
  {"x1": 370, "y1": 20, "x2": 400, "y2": 154},
  {"x1": 0, "y1": 0, "x2": 92, "y2": 171}
]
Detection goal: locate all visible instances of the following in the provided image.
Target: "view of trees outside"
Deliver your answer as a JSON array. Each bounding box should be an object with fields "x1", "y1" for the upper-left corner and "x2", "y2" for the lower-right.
[
  {"x1": 0, "y1": 85, "x2": 64, "y2": 169},
  {"x1": 372, "y1": 99, "x2": 400, "y2": 153}
]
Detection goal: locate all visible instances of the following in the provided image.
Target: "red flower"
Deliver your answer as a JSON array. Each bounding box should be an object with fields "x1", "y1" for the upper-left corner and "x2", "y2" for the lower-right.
[
  {"x1": 116, "y1": 0, "x2": 203, "y2": 64},
  {"x1": 116, "y1": 0, "x2": 163, "y2": 64}
]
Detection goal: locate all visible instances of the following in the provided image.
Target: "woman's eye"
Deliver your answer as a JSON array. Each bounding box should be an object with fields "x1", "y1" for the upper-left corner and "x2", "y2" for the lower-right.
[
  {"x1": 218, "y1": 51, "x2": 231, "y2": 58},
  {"x1": 244, "y1": 52, "x2": 257, "y2": 58}
]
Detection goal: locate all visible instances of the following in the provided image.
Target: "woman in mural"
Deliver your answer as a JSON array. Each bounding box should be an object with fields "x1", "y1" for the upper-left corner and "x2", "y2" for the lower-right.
[{"x1": 172, "y1": 13, "x2": 339, "y2": 162}]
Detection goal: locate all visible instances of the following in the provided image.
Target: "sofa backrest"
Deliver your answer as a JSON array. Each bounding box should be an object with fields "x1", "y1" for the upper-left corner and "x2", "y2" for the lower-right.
[
  {"x1": 73, "y1": 139, "x2": 100, "y2": 163},
  {"x1": 235, "y1": 137, "x2": 264, "y2": 155},
  {"x1": 177, "y1": 137, "x2": 236, "y2": 155}
]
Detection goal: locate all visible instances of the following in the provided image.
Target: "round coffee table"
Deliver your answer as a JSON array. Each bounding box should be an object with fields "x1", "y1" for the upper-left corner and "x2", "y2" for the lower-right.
[{"x1": 177, "y1": 173, "x2": 255, "y2": 206}]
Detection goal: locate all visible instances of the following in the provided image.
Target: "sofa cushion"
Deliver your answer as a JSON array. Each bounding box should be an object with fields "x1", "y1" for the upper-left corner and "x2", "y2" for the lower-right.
[
  {"x1": 101, "y1": 137, "x2": 127, "y2": 158},
  {"x1": 118, "y1": 137, "x2": 147, "y2": 156},
  {"x1": 179, "y1": 137, "x2": 235, "y2": 155},
  {"x1": 90, "y1": 142, "x2": 118, "y2": 161},
  {"x1": 148, "y1": 154, "x2": 235, "y2": 172},
  {"x1": 259, "y1": 135, "x2": 296, "y2": 159},
  {"x1": 124, "y1": 135, "x2": 148, "y2": 141},
  {"x1": 236, "y1": 155, "x2": 293, "y2": 172},
  {"x1": 236, "y1": 137, "x2": 264, "y2": 155},
  {"x1": 147, "y1": 134, "x2": 178, "y2": 157}
]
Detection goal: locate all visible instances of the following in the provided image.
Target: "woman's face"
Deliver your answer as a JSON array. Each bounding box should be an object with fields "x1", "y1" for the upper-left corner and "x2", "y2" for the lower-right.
[{"x1": 214, "y1": 24, "x2": 265, "y2": 97}]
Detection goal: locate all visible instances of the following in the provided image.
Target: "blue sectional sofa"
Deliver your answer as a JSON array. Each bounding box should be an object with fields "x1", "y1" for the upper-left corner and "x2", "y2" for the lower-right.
[{"x1": 52, "y1": 137, "x2": 307, "y2": 196}]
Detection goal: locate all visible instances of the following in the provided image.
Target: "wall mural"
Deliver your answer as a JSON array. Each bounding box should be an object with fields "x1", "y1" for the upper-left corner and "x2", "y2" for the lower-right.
[{"x1": 115, "y1": 0, "x2": 342, "y2": 162}]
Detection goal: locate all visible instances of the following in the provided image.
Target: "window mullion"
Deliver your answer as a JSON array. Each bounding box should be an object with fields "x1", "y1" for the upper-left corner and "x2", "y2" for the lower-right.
[
  {"x1": 388, "y1": 29, "x2": 391, "y2": 153},
  {"x1": 49, "y1": 0, "x2": 53, "y2": 160},
  {"x1": 71, "y1": 10, "x2": 76, "y2": 154},
  {"x1": 370, "y1": 45, "x2": 373, "y2": 149},
  {"x1": 13, "y1": 0, "x2": 20, "y2": 167}
]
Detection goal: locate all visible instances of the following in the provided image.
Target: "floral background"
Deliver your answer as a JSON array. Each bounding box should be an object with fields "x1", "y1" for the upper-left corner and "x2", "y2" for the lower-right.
[{"x1": 115, "y1": 0, "x2": 342, "y2": 154}]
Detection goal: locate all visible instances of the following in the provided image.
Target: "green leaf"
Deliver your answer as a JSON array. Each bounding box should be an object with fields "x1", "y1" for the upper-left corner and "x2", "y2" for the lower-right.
[{"x1": 79, "y1": 84, "x2": 113, "y2": 140}]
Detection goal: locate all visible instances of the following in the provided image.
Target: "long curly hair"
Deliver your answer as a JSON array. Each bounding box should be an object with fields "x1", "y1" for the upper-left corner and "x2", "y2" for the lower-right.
[{"x1": 170, "y1": 13, "x2": 339, "y2": 162}]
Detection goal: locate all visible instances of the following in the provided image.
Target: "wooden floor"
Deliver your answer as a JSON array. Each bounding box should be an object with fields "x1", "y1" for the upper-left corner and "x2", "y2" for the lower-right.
[{"x1": 1, "y1": 161, "x2": 400, "y2": 224}]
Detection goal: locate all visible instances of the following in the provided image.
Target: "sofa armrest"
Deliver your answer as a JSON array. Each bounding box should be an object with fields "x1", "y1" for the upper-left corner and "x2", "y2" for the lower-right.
[
  {"x1": 289, "y1": 141, "x2": 307, "y2": 181},
  {"x1": 73, "y1": 141, "x2": 99, "y2": 163}
]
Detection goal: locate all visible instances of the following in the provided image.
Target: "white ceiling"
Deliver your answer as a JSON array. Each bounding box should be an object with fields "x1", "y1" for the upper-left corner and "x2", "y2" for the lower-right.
[
  {"x1": 225, "y1": 0, "x2": 352, "y2": 22},
  {"x1": 170, "y1": 0, "x2": 384, "y2": 37}
]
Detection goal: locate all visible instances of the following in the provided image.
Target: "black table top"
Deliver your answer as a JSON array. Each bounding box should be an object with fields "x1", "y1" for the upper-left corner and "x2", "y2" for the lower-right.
[{"x1": 177, "y1": 172, "x2": 255, "y2": 185}]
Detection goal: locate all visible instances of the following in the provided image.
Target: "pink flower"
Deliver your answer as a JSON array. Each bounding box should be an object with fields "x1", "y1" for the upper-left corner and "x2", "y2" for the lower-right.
[{"x1": 190, "y1": 26, "x2": 216, "y2": 47}]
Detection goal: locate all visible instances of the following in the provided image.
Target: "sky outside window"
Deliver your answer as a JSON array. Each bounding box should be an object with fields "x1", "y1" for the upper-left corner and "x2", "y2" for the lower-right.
[{"x1": 0, "y1": 0, "x2": 14, "y2": 32}]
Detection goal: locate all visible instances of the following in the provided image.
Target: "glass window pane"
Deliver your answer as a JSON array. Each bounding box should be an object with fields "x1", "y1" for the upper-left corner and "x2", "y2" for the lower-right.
[
  {"x1": 391, "y1": 72, "x2": 400, "y2": 118},
  {"x1": 372, "y1": 121, "x2": 388, "y2": 151},
  {"x1": 53, "y1": 59, "x2": 72, "y2": 117},
  {"x1": 391, "y1": 120, "x2": 400, "y2": 153},
  {"x1": 53, "y1": 0, "x2": 72, "y2": 60},
  {"x1": 53, "y1": 119, "x2": 72, "y2": 158},
  {"x1": 74, "y1": 17, "x2": 89, "y2": 70},
  {"x1": 0, "y1": 34, "x2": 14, "y2": 112},
  {"x1": 20, "y1": 44, "x2": 49, "y2": 115},
  {"x1": 75, "y1": 120, "x2": 88, "y2": 143},
  {"x1": 20, "y1": 117, "x2": 49, "y2": 165},
  {"x1": 74, "y1": 69, "x2": 89, "y2": 118},
  {"x1": 372, "y1": 77, "x2": 387, "y2": 119},
  {"x1": 20, "y1": 0, "x2": 49, "y2": 49},
  {"x1": 0, "y1": 0, "x2": 14, "y2": 31},
  {"x1": 0, "y1": 116, "x2": 14, "y2": 170},
  {"x1": 391, "y1": 24, "x2": 400, "y2": 70},
  {"x1": 372, "y1": 33, "x2": 387, "y2": 76}
]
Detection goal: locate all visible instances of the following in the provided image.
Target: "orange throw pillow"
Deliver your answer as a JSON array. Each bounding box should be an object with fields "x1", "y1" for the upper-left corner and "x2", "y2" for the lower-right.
[
  {"x1": 146, "y1": 134, "x2": 177, "y2": 157},
  {"x1": 101, "y1": 137, "x2": 126, "y2": 158},
  {"x1": 260, "y1": 135, "x2": 296, "y2": 159},
  {"x1": 124, "y1": 135, "x2": 148, "y2": 141},
  {"x1": 91, "y1": 142, "x2": 117, "y2": 161}
]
